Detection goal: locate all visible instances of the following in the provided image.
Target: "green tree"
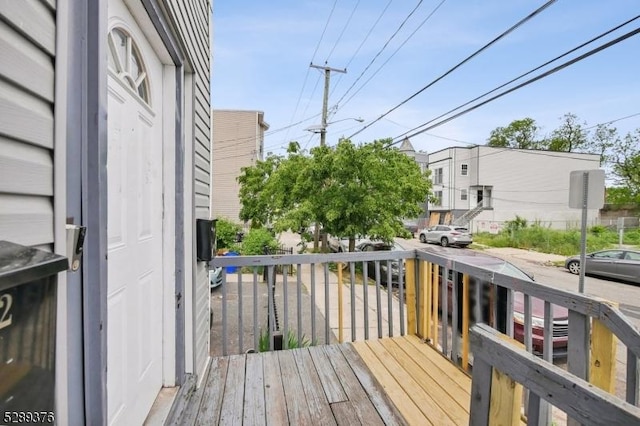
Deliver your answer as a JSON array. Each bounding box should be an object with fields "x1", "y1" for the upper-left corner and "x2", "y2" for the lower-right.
[
  {"x1": 547, "y1": 113, "x2": 588, "y2": 152},
  {"x1": 608, "y1": 130, "x2": 640, "y2": 203},
  {"x1": 606, "y1": 187, "x2": 637, "y2": 204},
  {"x1": 487, "y1": 118, "x2": 542, "y2": 149},
  {"x1": 238, "y1": 138, "x2": 432, "y2": 251},
  {"x1": 237, "y1": 153, "x2": 282, "y2": 228},
  {"x1": 586, "y1": 125, "x2": 640, "y2": 203},
  {"x1": 215, "y1": 217, "x2": 242, "y2": 250}
]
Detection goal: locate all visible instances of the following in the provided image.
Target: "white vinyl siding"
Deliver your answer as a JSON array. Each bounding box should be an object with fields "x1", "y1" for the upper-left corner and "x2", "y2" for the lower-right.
[
  {"x1": 166, "y1": 0, "x2": 211, "y2": 380},
  {"x1": 0, "y1": 1, "x2": 56, "y2": 248}
]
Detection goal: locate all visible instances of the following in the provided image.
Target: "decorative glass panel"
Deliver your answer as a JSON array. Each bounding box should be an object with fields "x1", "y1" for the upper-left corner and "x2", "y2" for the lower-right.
[{"x1": 107, "y1": 27, "x2": 150, "y2": 105}]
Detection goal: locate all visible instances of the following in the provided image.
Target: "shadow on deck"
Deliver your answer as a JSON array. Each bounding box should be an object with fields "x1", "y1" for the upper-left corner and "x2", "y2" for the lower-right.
[{"x1": 178, "y1": 335, "x2": 470, "y2": 425}]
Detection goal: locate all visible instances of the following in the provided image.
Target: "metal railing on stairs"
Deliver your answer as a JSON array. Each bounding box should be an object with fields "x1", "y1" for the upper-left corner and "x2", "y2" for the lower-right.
[{"x1": 452, "y1": 199, "x2": 485, "y2": 226}]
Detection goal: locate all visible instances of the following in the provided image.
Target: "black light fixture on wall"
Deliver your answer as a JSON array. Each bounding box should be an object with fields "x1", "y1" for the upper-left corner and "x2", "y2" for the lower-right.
[{"x1": 196, "y1": 218, "x2": 217, "y2": 261}]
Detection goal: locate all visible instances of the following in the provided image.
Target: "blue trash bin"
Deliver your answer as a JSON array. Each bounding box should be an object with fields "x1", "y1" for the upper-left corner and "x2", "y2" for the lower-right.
[{"x1": 224, "y1": 251, "x2": 239, "y2": 273}]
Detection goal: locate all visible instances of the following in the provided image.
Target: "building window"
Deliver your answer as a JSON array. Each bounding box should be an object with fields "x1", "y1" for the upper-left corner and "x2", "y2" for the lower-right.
[
  {"x1": 461, "y1": 189, "x2": 467, "y2": 201},
  {"x1": 433, "y1": 191, "x2": 443, "y2": 206},
  {"x1": 461, "y1": 164, "x2": 468, "y2": 176},
  {"x1": 108, "y1": 27, "x2": 150, "y2": 104},
  {"x1": 434, "y1": 168, "x2": 443, "y2": 184}
]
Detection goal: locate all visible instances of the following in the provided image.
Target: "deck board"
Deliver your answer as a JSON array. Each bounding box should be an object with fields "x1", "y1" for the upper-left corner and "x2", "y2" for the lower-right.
[
  {"x1": 278, "y1": 350, "x2": 314, "y2": 425},
  {"x1": 331, "y1": 401, "x2": 363, "y2": 425},
  {"x1": 308, "y1": 343, "x2": 348, "y2": 403},
  {"x1": 187, "y1": 336, "x2": 471, "y2": 425},
  {"x1": 338, "y1": 343, "x2": 407, "y2": 425},
  {"x1": 380, "y1": 338, "x2": 469, "y2": 424},
  {"x1": 261, "y1": 352, "x2": 289, "y2": 426},
  {"x1": 323, "y1": 345, "x2": 386, "y2": 426},
  {"x1": 219, "y1": 354, "x2": 246, "y2": 425},
  {"x1": 195, "y1": 357, "x2": 229, "y2": 425},
  {"x1": 291, "y1": 348, "x2": 337, "y2": 425},
  {"x1": 243, "y1": 354, "x2": 266, "y2": 425},
  {"x1": 366, "y1": 339, "x2": 455, "y2": 425}
]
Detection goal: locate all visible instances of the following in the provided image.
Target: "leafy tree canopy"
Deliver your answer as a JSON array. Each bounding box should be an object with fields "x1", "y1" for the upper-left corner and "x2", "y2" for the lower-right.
[
  {"x1": 237, "y1": 139, "x2": 432, "y2": 251},
  {"x1": 486, "y1": 113, "x2": 640, "y2": 204},
  {"x1": 487, "y1": 118, "x2": 541, "y2": 149}
]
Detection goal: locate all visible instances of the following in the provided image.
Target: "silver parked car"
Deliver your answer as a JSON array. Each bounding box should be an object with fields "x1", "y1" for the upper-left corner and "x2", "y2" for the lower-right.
[
  {"x1": 209, "y1": 266, "x2": 223, "y2": 290},
  {"x1": 564, "y1": 249, "x2": 640, "y2": 284},
  {"x1": 419, "y1": 225, "x2": 472, "y2": 248}
]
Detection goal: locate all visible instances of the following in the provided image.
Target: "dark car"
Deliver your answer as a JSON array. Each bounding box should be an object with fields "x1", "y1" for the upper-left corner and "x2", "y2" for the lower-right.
[
  {"x1": 356, "y1": 240, "x2": 405, "y2": 287},
  {"x1": 565, "y1": 249, "x2": 640, "y2": 284},
  {"x1": 401, "y1": 219, "x2": 420, "y2": 238},
  {"x1": 426, "y1": 246, "x2": 568, "y2": 357}
]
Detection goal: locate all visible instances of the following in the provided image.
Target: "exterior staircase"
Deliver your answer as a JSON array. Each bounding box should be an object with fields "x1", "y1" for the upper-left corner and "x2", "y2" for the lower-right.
[{"x1": 452, "y1": 200, "x2": 485, "y2": 226}]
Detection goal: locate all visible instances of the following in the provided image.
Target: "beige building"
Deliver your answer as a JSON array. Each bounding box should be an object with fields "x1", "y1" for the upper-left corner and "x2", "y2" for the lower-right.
[{"x1": 211, "y1": 109, "x2": 269, "y2": 222}]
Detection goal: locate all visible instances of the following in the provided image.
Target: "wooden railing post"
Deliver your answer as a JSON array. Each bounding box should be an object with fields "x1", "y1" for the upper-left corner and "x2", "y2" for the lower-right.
[
  {"x1": 431, "y1": 264, "x2": 439, "y2": 347},
  {"x1": 418, "y1": 260, "x2": 427, "y2": 339},
  {"x1": 590, "y1": 302, "x2": 618, "y2": 393},
  {"x1": 405, "y1": 259, "x2": 417, "y2": 336}
]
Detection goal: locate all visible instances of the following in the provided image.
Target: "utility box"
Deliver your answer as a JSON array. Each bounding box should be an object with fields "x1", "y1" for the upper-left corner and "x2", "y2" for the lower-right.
[{"x1": 0, "y1": 241, "x2": 68, "y2": 414}]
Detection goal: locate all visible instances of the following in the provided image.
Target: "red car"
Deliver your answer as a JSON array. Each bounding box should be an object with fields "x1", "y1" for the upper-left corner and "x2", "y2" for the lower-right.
[{"x1": 426, "y1": 247, "x2": 568, "y2": 357}]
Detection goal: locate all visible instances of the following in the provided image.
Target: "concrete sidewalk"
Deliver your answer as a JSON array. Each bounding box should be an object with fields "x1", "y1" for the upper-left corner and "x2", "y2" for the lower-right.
[
  {"x1": 297, "y1": 263, "x2": 406, "y2": 343},
  {"x1": 480, "y1": 246, "x2": 566, "y2": 266},
  {"x1": 277, "y1": 231, "x2": 406, "y2": 341}
]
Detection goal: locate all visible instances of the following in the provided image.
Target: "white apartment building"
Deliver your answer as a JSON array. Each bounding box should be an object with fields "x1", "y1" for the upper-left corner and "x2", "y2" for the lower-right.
[{"x1": 427, "y1": 146, "x2": 602, "y2": 232}]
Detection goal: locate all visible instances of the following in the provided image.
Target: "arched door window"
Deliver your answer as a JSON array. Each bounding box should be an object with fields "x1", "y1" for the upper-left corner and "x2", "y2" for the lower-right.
[{"x1": 108, "y1": 27, "x2": 150, "y2": 104}]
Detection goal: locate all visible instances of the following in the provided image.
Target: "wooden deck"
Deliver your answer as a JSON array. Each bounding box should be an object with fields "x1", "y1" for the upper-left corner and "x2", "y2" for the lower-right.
[{"x1": 179, "y1": 335, "x2": 471, "y2": 425}]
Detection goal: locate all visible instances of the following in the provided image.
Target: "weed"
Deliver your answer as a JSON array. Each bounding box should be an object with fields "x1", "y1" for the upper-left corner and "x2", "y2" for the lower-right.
[{"x1": 258, "y1": 328, "x2": 311, "y2": 352}]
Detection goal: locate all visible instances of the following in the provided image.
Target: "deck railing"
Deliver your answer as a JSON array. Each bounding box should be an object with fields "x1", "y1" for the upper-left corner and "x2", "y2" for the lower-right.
[
  {"x1": 211, "y1": 247, "x2": 640, "y2": 423},
  {"x1": 210, "y1": 250, "x2": 413, "y2": 356},
  {"x1": 413, "y1": 248, "x2": 640, "y2": 424}
]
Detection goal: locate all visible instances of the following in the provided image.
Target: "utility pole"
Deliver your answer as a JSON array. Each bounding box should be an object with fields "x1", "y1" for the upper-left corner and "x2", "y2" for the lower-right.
[
  {"x1": 309, "y1": 63, "x2": 346, "y2": 250},
  {"x1": 310, "y1": 63, "x2": 346, "y2": 146}
]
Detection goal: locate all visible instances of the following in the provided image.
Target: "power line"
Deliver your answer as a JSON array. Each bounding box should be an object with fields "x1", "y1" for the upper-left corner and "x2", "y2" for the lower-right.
[
  {"x1": 585, "y1": 112, "x2": 640, "y2": 130},
  {"x1": 330, "y1": 0, "x2": 394, "y2": 97},
  {"x1": 283, "y1": 0, "x2": 338, "y2": 145},
  {"x1": 325, "y1": 0, "x2": 362, "y2": 62},
  {"x1": 336, "y1": 0, "x2": 448, "y2": 112},
  {"x1": 392, "y1": 14, "x2": 640, "y2": 142},
  {"x1": 332, "y1": 0, "x2": 426, "y2": 109},
  {"x1": 391, "y1": 23, "x2": 640, "y2": 144},
  {"x1": 347, "y1": 0, "x2": 558, "y2": 139}
]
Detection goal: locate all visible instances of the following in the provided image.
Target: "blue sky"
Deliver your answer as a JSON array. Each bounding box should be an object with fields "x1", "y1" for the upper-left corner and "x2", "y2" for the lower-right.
[{"x1": 211, "y1": 1, "x2": 640, "y2": 156}]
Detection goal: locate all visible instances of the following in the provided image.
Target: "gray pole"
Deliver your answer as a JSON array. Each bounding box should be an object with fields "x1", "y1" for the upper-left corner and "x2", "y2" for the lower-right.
[
  {"x1": 320, "y1": 68, "x2": 330, "y2": 147},
  {"x1": 309, "y1": 63, "x2": 345, "y2": 147},
  {"x1": 309, "y1": 63, "x2": 346, "y2": 250},
  {"x1": 578, "y1": 171, "x2": 589, "y2": 293}
]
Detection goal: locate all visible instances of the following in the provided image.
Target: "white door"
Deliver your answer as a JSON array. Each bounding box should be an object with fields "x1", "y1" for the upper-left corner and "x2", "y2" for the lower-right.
[{"x1": 107, "y1": 2, "x2": 164, "y2": 424}]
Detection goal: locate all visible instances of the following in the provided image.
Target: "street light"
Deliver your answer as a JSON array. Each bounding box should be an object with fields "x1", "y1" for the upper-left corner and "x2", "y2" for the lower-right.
[{"x1": 304, "y1": 117, "x2": 365, "y2": 135}]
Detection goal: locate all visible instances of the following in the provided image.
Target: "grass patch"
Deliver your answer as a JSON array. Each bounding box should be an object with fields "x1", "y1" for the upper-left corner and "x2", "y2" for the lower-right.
[{"x1": 473, "y1": 226, "x2": 640, "y2": 256}]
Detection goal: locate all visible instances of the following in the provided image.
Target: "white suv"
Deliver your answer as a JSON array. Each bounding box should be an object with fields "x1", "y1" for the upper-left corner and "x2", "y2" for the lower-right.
[{"x1": 419, "y1": 225, "x2": 472, "y2": 248}]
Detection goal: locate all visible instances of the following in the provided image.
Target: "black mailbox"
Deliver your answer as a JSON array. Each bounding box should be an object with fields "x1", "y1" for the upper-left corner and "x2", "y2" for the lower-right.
[
  {"x1": 196, "y1": 219, "x2": 217, "y2": 261},
  {"x1": 0, "y1": 241, "x2": 68, "y2": 414}
]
